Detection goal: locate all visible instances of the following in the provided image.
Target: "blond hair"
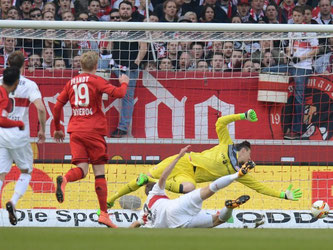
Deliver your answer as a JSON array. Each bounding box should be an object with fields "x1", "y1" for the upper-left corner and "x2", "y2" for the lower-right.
[{"x1": 80, "y1": 51, "x2": 98, "y2": 71}]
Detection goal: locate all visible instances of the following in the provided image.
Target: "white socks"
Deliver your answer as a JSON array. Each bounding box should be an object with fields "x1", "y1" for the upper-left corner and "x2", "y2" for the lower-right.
[
  {"x1": 218, "y1": 207, "x2": 233, "y2": 222},
  {"x1": 209, "y1": 172, "x2": 239, "y2": 193},
  {"x1": 11, "y1": 173, "x2": 31, "y2": 206}
]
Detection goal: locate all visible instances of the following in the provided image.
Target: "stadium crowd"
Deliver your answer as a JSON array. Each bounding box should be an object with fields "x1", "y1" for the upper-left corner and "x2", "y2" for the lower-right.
[
  {"x1": 0, "y1": 0, "x2": 332, "y2": 73},
  {"x1": 0, "y1": 0, "x2": 332, "y2": 139}
]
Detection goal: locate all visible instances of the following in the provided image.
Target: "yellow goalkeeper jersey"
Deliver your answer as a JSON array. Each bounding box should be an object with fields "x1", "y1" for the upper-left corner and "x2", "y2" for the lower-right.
[{"x1": 189, "y1": 114, "x2": 281, "y2": 198}]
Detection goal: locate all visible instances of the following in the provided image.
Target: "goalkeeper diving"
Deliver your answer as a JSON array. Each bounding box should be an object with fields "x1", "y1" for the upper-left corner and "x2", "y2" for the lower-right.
[{"x1": 108, "y1": 109, "x2": 302, "y2": 208}]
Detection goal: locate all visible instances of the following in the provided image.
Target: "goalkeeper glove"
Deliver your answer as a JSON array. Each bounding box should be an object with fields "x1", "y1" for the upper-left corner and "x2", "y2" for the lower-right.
[
  {"x1": 240, "y1": 109, "x2": 258, "y2": 122},
  {"x1": 280, "y1": 184, "x2": 302, "y2": 201}
]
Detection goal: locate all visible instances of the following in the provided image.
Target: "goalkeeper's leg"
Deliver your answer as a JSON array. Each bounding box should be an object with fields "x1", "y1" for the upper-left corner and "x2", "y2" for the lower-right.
[{"x1": 107, "y1": 173, "x2": 156, "y2": 208}]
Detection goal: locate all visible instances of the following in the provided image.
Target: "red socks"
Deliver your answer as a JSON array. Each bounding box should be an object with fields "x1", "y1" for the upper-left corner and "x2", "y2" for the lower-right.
[
  {"x1": 65, "y1": 167, "x2": 84, "y2": 182},
  {"x1": 95, "y1": 176, "x2": 108, "y2": 213}
]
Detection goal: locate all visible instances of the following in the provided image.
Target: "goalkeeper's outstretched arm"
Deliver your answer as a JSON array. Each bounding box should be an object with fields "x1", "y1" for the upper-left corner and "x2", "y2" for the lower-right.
[{"x1": 216, "y1": 109, "x2": 258, "y2": 144}]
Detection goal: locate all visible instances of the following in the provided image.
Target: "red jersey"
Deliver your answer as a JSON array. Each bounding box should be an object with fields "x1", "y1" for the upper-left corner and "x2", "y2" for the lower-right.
[
  {"x1": 0, "y1": 86, "x2": 23, "y2": 128},
  {"x1": 54, "y1": 73, "x2": 127, "y2": 135}
]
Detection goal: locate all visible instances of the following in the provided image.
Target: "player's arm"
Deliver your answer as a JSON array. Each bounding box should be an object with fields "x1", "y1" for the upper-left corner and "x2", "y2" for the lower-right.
[
  {"x1": 33, "y1": 98, "x2": 46, "y2": 143},
  {"x1": 0, "y1": 116, "x2": 24, "y2": 129},
  {"x1": 52, "y1": 88, "x2": 68, "y2": 143},
  {"x1": 216, "y1": 109, "x2": 258, "y2": 144},
  {"x1": 98, "y1": 74, "x2": 129, "y2": 98},
  {"x1": 158, "y1": 145, "x2": 191, "y2": 190},
  {"x1": 129, "y1": 221, "x2": 142, "y2": 228},
  {"x1": 237, "y1": 174, "x2": 302, "y2": 201}
]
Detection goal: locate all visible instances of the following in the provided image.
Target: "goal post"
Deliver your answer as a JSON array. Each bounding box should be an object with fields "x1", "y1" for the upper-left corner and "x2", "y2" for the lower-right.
[{"x1": 0, "y1": 20, "x2": 332, "y2": 228}]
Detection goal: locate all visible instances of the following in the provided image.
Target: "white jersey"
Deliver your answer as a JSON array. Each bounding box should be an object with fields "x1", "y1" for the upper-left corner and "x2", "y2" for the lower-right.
[
  {"x1": 139, "y1": 184, "x2": 203, "y2": 228},
  {"x1": 288, "y1": 32, "x2": 319, "y2": 70},
  {"x1": 0, "y1": 75, "x2": 41, "y2": 149}
]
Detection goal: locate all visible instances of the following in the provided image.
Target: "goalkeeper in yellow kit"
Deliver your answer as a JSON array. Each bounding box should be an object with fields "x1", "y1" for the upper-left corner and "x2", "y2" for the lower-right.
[{"x1": 107, "y1": 109, "x2": 302, "y2": 208}]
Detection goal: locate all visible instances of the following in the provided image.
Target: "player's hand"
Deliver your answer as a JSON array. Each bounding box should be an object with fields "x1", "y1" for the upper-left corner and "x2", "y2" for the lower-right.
[
  {"x1": 178, "y1": 145, "x2": 191, "y2": 158},
  {"x1": 37, "y1": 130, "x2": 46, "y2": 144},
  {"x1": 119, "y1": 74, "x2": 129, "y2": 85},
  {"x1": 240, "y1": 109, "x2": 258, "y2": 122},
  {"x1": 282, "y1": 184, "x2": 302, "y2": 201},
  {"x1": 54, "y1": 130, "x2": 65, "y2": 143},
  {"x1": 18, "y1": 121, "x2": 25, "y2": 130}
]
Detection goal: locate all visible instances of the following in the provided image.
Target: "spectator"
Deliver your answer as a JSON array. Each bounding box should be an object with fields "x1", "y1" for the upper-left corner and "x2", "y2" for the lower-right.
[
  {"x1": 55, "y1": 0, "x2": 72, "y2": 20},
  {"x1": 158, "y1": 57, "x2": 173, "y2": 71},
  {"x1": 0, "y1": 0, "x2": 11, "y2": 19},
  {"x1": 262, "y1": 6, "x2": 319, "y2": 140},
  {"x1": 200, "y1": 4, "x2": 218, "y2": 23},
  {"x1": 76, "y1": 11, "x2": 89, "y2": 21},
  {"x1": 304, "y1": 5, "x2": 318, "y2": 24},
  {"x1": 279, "y1": 0, "x2": 295, "y2": 24},
  {"x1": 72, "y1": 55, "x2": 81, "y2": 69},
  {"x1": 146, "y1": 13, "x2": 159, "y2": 22},
  {"x1": 231, "y1": 14, "x2": 242, "y2": 23},
  {"x1": 6, "y1": 6, "x2": 21, "y2": 20},
  {"x1": 27, "y1": 53, "x2": 42, "y2": 72},
  {"x1": 261, "y1": 51, "x2": 277, "y2": 68},
  {"x1": 33, "y1": 0, "x2": 44, "y2": 10},
  {"x1": 190, "y1": 42, "x2": 205, "y2": 66},
  {"x1": 251, "y1": 37, "x2": 286, "y2": 66},
  {"x1": 253, "y1": 61, "x2": 261, "y2": 72},
  {"x1": 87, "y1": 0, "x2": 101, "y2": 20},
  {"x1": 248, "y1": 0, "x2": 265, "y2": 23},
  {"x1": 184, "y1": 11, "x2": 198, "y2": 22},
  {"x1": 222, "y1": 41, "x2": 233, "y2": 65},
  {"x1": 136, "y1": 0, "x2": 154, "y2": 19},
  {"x1": 242, "y1": 59, "x2": 255, "y2": 72},
  {"x1": 109, "y1": 8, "x2": 120, "y2": 21},
  {"x1": 20, "y1": 0, "x2": 33, "y2": 19},
  {"x1": 178, "y1": 51, "x2": 194, "y2": 71},
  {"x1": 98, "y1": 0, "x2": 112, "y2": 21},
  {"x1": 264, "y1": 3, "x2": 280, "y2": 24},
  {"x1": 62, "y1": 10, "x2": 75, "y2": 21},
  {"x1": 0, "y1": 38, "x2": 18, "y2": 68},
  {"x1": 54, "y1": 57, "x2": 66, "y2": 69},
  {"x1": 144, "y1": 61, "x2": 157, "y2": 70},
  {"x1": 210, "y1": 53, "x2": 226, "y2": 72},
  {"x1": 160, "y1": 0, "x2": 178, "y2": 22},
  {"x1": 165, "y1": 41, "x2": 180, "y2": 69},
  {"x1": 313, "y1": 37, "x2": 333, "y2": 74},
  {"x1": 42, "y1": 2, "x2": 56, "y2": 16},
  {"x1": 29, "y1": 7, "x2": 42, "y2": 20},
  {"x1": 206, "y1": 41, "x2": 223, "y2": 59},
  {"x1": 236, "y1": 0, "x2": 250, "y2": 23},
  {"x1": 41, "y1": 47, "x2": 54, "y2": 69},
  {"x1": 227, "y1": 49, "x2": 243, "y2": 71},
  {"x1": 43, "y1": 11, "x2": 55, "y2": 20},
  {"x1": 315, "y1": 0, "x2": 332, "y2": 24},
  {"x1": 110, "y1": 0, "x2": 147, "y2": 138},
  {"x1": 196, "y1": 60, "x2": 209, "y2": 72}
]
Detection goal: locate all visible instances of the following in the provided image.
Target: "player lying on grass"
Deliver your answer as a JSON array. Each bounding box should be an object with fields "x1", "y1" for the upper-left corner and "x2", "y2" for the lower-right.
[
  {"x1": 130, "y1": 145, "x2": 253, "y2": 228},
  {"x1": 53, "y1": 51, "x2": 129, "y2": 228},
  {"x1": 108, "y1": 109, "x2": 302, "y2": 209}
]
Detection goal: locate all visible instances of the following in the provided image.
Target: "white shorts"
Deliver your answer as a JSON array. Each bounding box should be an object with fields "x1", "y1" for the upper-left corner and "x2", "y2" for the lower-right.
[
  {"x1": 167, "y1": 188, "x2": 213, "y2": 228},
  {"x1": 0, "y1": 144, "x2": 33, "y2": 174}
]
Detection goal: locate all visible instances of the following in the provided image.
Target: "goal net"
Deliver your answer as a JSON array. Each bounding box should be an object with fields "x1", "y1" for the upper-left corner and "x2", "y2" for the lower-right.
[{"x1": 0, "y1": 20, "x2": 333, "y2": 228}]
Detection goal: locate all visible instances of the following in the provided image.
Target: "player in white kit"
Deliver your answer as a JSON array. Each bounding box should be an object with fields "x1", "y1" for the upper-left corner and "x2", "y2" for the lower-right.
[
  {"x1": 130, "y1": 145, "x2": 253, "y2": 228},
  {"x1": 0, "y1": 51, "x2": 46, "y2": 226}
]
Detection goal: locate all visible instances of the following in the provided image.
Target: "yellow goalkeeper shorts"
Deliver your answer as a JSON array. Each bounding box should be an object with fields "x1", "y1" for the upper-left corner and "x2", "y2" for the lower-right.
[{"x1": 149, "y1": 154, "x2": 196, "y2": 186}]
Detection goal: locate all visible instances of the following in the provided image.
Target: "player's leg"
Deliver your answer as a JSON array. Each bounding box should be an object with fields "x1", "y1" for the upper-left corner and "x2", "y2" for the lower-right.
[
  {"x1": 211, "y1": 195, "x2": 251, "y2": 227},
  {"x1": 107, "y1": 173, "x2": 156, "y2": 208},
  {"x1": 89, "y1": 133, "x2": 117, "y2": 228},
  {"x1": 56, "y1": 133, "x2": 88, "y2": 203},
  {"x1": 0, "y1": 147, "x2": 17, "y2": 225}
]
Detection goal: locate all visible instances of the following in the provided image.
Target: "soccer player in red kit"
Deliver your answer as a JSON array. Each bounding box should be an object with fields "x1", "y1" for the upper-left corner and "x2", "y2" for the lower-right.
[{"x1": 53, "y1": 51, "x2": 129, "y2": 228}]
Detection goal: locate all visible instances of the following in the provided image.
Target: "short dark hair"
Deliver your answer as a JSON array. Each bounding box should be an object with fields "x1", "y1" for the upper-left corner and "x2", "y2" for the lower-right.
[
  {"x1": 119, "y1": 0, "x2": 133, "y2": 8},
  {"x1": 145, "y1": 182, "x2": 156, "y2": 196},
  {"x1": 234, "y1": 140, "x2": 251, "y2": 151},
  {"x1": 293, "y1": 6, "x2": 305, "y2": 15},
  {"x1": 8, "y1": 51, "x2": 25, "y2": 69},
  {"x1": 3, "y1": 67, "x2": 20, "y2": 87}
]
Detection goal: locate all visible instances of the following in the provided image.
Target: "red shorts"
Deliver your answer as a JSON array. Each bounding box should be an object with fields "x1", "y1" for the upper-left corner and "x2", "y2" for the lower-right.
[{"x1": 69, "y1": 132, "x2": 108, "y2": 165}]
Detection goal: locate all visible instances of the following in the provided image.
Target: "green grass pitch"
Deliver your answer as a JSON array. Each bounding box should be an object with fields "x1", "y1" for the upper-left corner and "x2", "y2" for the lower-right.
[{"x1": 0, "y1": 228, "x2": 332, "y2": 250}]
